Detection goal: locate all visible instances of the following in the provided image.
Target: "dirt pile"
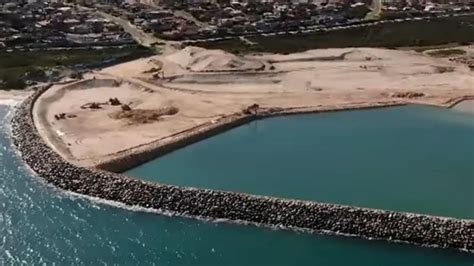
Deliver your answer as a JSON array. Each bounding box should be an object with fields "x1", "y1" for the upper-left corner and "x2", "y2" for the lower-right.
[
  {"x1": 391, "y1": 92, "x2": 425, "y2": 99},
  {"x1": 166, "y1": 46, "x2": 265, "y2": 72},
  {"x1": 109, "y1": 107, "x2": 179, "y2": 124}
]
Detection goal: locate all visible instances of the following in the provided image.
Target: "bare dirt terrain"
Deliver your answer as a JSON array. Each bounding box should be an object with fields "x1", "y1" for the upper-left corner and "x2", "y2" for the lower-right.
[{"x1": 33, "y1": 46, "x2": 474, "y2": 167}]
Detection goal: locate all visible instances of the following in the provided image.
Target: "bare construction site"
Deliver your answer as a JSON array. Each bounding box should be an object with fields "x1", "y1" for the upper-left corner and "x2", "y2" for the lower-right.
[{"x1": 32, "y1": 45, "x2": 474, "y2": 168}]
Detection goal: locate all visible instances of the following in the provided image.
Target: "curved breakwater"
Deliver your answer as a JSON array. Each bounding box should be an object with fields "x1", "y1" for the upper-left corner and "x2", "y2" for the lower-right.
[{"x1": 10, "y1": 86, "x2": 474, "y2": 253}]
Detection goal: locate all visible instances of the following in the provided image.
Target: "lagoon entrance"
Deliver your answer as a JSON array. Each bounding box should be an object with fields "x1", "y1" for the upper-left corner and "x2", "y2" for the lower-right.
[{"x1": 127, "y1": 105, "x2": 474, "y2": 219}]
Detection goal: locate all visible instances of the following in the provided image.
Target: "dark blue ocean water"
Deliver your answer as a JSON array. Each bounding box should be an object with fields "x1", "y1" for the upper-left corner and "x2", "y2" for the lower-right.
[{"x1": 1, "y1": 105, "x2": 473, "y2": 265}]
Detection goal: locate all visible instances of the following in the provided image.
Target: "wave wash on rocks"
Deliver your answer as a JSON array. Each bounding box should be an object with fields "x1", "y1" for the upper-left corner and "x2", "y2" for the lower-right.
[{"x1": 10, "y1": 86, "x2": 474, "y2": 253}]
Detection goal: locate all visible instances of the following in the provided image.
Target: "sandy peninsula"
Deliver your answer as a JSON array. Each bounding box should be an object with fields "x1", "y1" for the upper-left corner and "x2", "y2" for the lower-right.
[{"x1": 31, "y1": 45, "x2": 474, "y2": 168}]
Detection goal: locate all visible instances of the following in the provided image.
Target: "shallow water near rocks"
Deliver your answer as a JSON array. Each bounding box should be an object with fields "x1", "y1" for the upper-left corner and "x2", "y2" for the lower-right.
[
  {"x1": 128, "y1": 105, "x2": 474, "y2": 219},
  {"x1": 1, "y1": 105, "x2": 473, "y2": 264}
]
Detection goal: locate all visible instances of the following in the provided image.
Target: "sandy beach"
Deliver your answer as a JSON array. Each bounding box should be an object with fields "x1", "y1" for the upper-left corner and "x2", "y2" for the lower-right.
[
  {"x1": 0, "y1": 90, "x2": 32, "y2": 106},
  {"x1": 31, "y1": 46, "x2": 474, "y2": 168}
]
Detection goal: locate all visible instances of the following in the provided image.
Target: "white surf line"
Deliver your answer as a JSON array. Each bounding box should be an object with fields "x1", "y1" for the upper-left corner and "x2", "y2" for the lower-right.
[{"x1": 0, "y1": 99, "x2": 21, "y2": 106}]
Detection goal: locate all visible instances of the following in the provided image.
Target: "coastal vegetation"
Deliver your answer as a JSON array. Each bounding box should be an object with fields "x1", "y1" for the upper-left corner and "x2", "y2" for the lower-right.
[
  {"x1": 194, "y1": 15, "x2": 474, "y2": 54},
  {"x1": 0, "y1": 46, "x2": 153, "y2": 91}
]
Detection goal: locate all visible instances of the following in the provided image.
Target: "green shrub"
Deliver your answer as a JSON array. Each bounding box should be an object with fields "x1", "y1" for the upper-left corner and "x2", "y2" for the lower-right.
[
  {"x1": 0, "y1": 46, "x2": 153, "y2": 90},
  {"x1": 426, "y1": 48, "x2": 467, "y2": 57}
]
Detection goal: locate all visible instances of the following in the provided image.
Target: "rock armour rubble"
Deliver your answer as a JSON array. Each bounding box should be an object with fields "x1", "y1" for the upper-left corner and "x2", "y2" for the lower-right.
[{"x1": 10, "y1": 86, "x2": 474, "y2": 253}]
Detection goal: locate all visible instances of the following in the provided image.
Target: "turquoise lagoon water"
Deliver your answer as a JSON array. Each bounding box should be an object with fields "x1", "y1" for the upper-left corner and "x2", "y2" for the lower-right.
[
  {"x1": 128, "y1": 105, "x2": 474, "y2": 219},
  {"x1": 1, "y1": 105, "x2": 473, "y2": 264}
]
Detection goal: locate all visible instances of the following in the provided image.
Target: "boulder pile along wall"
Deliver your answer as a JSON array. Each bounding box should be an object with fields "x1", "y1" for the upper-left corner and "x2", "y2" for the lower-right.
[{"x1": 11, "y1": 87, "x2": 474, "y2": 253}]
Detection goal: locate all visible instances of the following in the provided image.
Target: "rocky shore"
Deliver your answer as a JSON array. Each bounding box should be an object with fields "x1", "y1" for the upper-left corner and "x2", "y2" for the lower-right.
[{"x1": 11, "y1": 86, "x2": 474, "y2": 253}]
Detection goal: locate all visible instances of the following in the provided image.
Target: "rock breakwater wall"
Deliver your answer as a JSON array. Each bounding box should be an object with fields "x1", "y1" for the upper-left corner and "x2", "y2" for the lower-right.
[{"x1": 11, "y1": 87, "x2": 474, "y2": 253}]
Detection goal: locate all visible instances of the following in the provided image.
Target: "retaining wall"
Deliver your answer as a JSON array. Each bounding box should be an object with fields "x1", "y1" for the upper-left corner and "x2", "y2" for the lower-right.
[
  {"x1": 95, "y1": 102, "x2": 405, "y2": 173},
  {"x1": 10, "y1": 87, "x2": 474, "y2": 253}
]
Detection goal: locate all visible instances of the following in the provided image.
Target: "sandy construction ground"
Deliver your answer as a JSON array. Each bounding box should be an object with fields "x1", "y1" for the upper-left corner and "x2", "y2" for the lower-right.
[{"x1": 33, "y1": 46, "x2": 474, "y2": 167}]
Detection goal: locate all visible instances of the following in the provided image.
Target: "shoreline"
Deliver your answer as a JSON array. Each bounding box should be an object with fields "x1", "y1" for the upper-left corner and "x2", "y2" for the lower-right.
[
  {"x1": 0, "y1": 99, "x2": 21, "y2": 106},
  {"x1": 10, "y1": 85, "x2": 474, "y2": 254},
  {"x1": 0, "y1": 90, "x2": 33, "y2": 106}
]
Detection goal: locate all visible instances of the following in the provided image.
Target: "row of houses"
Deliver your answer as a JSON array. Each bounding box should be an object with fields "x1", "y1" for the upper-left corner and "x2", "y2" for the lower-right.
[
  {"x1": 0, "y1": 2, "x2": 135, "y2": 50},
  {"x1": 176, "y1": 1, "x2": 372, "y2": 36},
  {"x1": 6, "y1": 0, "x2": 470, "y2": 44},
  {"x1": 97, "y1": 0, "x2": 373, "y2": 40},
  {"x1": 171, "y1": 0, "x2": 472, "y2": 38},
  {"x1": 98, "y1": 2, "x2": 205, "y2": 40}
]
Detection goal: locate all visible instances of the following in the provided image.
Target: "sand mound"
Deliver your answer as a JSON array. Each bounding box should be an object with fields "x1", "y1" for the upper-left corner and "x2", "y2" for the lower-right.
[
  {"x1": 166, "y1": 46, "x2": 265, "y2": 72},
  {"x1": 109, "y1": 107, "x2": 179, "y2": 125},
  {"x1": 344, "y1": 49, "x2": 381, "y2": 61}
]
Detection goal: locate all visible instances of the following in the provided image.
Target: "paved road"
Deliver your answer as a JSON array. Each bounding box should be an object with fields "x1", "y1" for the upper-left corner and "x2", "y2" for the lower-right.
[
  {"x1": 174, "y1": 10, "x2": 210, "y2": 28},
  {"x1": 146, "y1": 1, "x2": 210, "y2": 28},
  {"x1": 99, "y1": 12, "x2": 159, "y2": 47},
  {"x1": 373, "y1": 0, "x2": 382, "y2": 16},
  {"x1": 99, "y1": 11, "x2": 181, "y2": 55},
  {"x1": 78, "y1": 5, "x2": 159, "y2": 49},
  {"x1": 366, "y1": 0, "x2": 382, "y2": 20}
]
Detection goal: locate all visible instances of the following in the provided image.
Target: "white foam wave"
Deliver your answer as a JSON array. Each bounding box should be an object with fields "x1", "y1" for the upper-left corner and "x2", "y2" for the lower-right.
[
  {"x1": 0, "y1": 99, "x2": 20, "y2": 106},
  {"x1": 56, "y1": 189, "x2": 474, "y2": 254}
]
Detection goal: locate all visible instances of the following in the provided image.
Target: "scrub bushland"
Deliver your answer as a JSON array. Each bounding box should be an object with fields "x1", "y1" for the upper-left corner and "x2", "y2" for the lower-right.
[
  {"x1": 0, "y1": 46, "x2": 153, "y2": 90},
  {"x1": 194, "y1": 15, "x2": 474, "y2": 54}
]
